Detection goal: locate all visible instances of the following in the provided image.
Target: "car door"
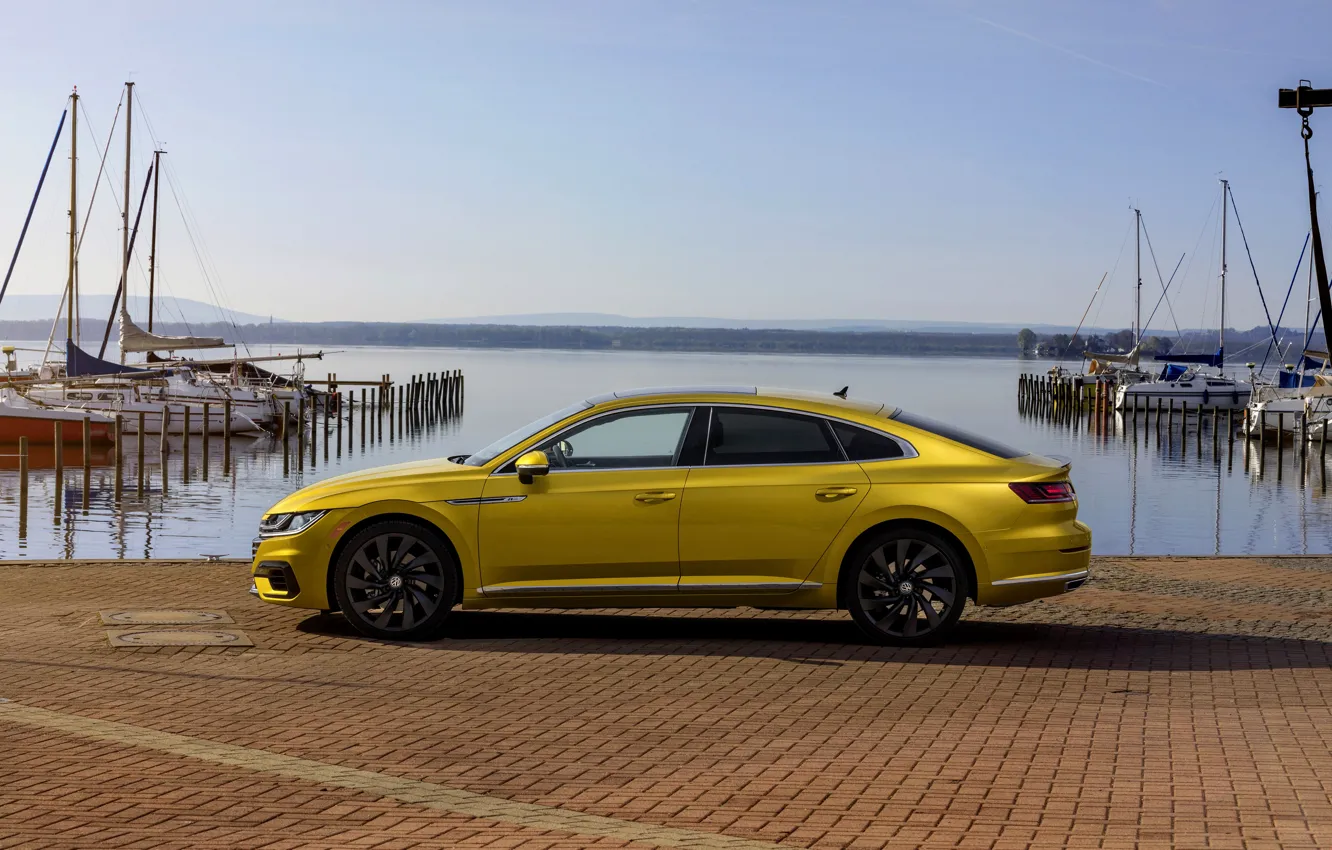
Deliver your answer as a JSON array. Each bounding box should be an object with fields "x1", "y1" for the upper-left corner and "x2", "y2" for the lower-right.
[
  {"x1": 477, "y1": 405, "x2": 696, "y2": 596},
  {"x1": 677, "y1": 406, "x2": 870, "y2": 592}
]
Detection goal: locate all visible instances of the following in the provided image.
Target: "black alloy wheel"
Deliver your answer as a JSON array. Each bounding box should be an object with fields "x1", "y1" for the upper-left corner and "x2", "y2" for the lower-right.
[
  {"x1": 845, "y1": 528, "x2": 968, "y2": 646},
  {"x1": 333, "y1": 520, "x2": 458, "y2": 641}
]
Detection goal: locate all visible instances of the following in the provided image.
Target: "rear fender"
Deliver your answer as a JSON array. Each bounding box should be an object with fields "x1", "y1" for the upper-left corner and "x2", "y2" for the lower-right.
[{"x1": 812, "y1": 504, "x2": 991, "y2": 594}]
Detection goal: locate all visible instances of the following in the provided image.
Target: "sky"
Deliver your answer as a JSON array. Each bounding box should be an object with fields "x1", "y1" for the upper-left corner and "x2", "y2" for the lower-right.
[{"x1": 0, "y1": 0, "x2": 1329, "y2": 329}]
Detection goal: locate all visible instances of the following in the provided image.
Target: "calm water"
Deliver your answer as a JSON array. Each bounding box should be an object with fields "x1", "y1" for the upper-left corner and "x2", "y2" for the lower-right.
[{"x1": 0, "y1": 344, "x2": 1327, "y2": 559}]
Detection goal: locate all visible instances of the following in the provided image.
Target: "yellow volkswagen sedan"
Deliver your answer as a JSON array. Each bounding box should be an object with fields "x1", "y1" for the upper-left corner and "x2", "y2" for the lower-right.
[{"x1": 252, "y1": 387, "x2": 1090, "y2": 645}]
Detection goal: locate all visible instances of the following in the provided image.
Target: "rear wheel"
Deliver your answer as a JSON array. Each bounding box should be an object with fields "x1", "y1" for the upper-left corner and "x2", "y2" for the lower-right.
[
  {"x1": 333, "y1": 521, "x2": 457, "y2": 641},
  {"x1": 845, "y1": 528, "x2": 968, "y2": 646}
]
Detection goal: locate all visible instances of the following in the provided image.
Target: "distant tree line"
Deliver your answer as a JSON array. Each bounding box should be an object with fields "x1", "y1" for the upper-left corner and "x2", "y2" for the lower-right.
[
  {"x1": 0, "y1": 319, "x2": 1018, "y2": 357},
  {"x1": 1016, "y1": 326, "x2": 1313, "y2": 360}
]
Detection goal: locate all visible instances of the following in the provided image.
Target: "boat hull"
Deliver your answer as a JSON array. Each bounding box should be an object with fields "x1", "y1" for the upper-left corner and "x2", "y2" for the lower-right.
[{"x1": 0, "y1": 410, "x2": 114, "y2": 444}]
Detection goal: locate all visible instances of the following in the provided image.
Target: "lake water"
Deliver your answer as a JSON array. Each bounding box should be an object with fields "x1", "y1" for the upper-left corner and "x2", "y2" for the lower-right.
[{"x1": 0, "y1": 344, "x2": 1328, "y2": 559}]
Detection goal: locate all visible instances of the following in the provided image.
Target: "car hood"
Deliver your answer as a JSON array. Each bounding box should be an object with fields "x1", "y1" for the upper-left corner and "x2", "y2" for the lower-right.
[{"x1": 267, "y1": 457, "x2": 481, "y2": 513}]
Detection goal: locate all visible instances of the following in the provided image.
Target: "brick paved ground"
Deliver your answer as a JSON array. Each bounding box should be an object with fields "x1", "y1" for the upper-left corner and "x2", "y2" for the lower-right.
[{"x1": 1, "y1": 556, "x2": 1331, "y2": 849}]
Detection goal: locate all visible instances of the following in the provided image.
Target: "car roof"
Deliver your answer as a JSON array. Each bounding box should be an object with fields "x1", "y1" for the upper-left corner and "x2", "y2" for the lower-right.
[{"x1": 585, "y1": 386, "x2": 887, "y2": 416}]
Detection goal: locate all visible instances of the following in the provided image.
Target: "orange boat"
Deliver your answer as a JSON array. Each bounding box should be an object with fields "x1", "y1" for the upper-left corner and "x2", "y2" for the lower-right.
[{"x1": 0, "y1": 404, "x2": 116, "y2": 444}]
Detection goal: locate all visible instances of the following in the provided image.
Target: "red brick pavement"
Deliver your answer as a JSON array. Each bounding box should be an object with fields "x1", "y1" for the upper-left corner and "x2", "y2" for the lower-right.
[{"x1": 0, "y1": 557, "x2": 1330, "y2": 849}]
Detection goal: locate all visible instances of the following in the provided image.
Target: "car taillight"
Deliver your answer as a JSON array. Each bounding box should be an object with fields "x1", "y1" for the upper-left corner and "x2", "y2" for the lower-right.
[{"x1": 1009, "y1": 481, "x2": 1076, "y2": 503}]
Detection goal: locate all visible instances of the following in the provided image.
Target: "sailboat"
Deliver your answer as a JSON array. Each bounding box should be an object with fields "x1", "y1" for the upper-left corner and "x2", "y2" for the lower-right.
[
  {"x1": 13, "y1": 82, "x2": 293, "y2": 435},
  {"x1": 1115, "y1": 180, "x2": 1253, "y2": 411},
  {"x1": 1084, "y1": 208, "x2": 1151, "y2": 386},
  {"x1": 0, "y1": 91, "x2": 118, "y2": 444}
]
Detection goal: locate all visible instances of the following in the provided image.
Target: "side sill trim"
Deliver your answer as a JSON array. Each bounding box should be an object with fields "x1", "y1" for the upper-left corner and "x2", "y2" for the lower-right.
[
  {"x1": 992, "y1": 569, "x2": 1090, "y2": 587},
  {"x1": 479, "y1": 583, "x2": 679, "y2": 596},
  {"x1": 445, "y1": 496, "x2": 527, "y2": 506},
  {"x1": 677, "y1": 581, "x2": 823, "y2": 593}
]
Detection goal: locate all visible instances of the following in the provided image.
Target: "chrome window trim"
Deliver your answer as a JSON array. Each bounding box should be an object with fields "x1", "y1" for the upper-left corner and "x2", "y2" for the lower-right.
[
  {"x1": 991, "y1": 569, "x2": 1090, "y2": 587},
  {"x1": 700, "y1": 405, "x2": 919, "y2": 467},
  {"x1": 493, "y1": 403, "x2": 700, "y2": 476},
  {"x1": 489, "y1": 401, "x2": 918, "y2": 475}
]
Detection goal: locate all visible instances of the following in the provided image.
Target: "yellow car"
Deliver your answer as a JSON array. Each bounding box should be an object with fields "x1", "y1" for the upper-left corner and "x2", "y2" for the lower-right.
[{"x1": 252, "y1": 386, "x2": 1090, "y2": 645}]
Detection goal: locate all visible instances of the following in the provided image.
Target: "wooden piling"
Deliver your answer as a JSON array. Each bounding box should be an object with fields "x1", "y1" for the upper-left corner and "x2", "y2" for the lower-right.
[
  {"x1": 160, "y1": 406, "x2": 170, "y2": 496},
  {"x1": 137, "y1": 411, "x2": 145, "y2": 496},
  {"x1": 183, "y1": 407, "x2": 192, "y2": 482},
  {"x1": 223, "y1": 398, "x2": 232, "y2": 474},
  {"x1": 82, "y1": 416, "x2": 91, "y2": 511},
  {"x1": 114, "y1": 415, "x2": 123, "y2": 501},
  {"x1": 1301, "y1": 412, "x2": 1309, "y2": 464},
  {"x1": 1278, "y1": 412, "x2": 1285, "y2": 468},
  {"x1": 1259, "y1": 410, "x2": 1267, "y2": 463},
  {"x1": 202, "y1": 402, "x2": 211, "y2": 480},
  {"x1": 346, "y1": 391, "x2": 353, "y2": 453},
  {"x1": 337, "y1": 391, "x2": 343, "y2": 455},
  {"x1": 360, "y1": 389, "x2": 367, "y2": 448},
  {"x1": 282, "y1": 400, "x2": 290, "y2": 476},
  {"x1": 18, "y1": 436, "x2": 28, "y2": 528},
  {"x1": 297, "y1": 396, "x2": 306, "y2": 472},
  {"x1": 53, "y1": 423, "x2": 62, "y2": 519},
  {"x1": 1322, "y1": 415, "x2": 1328, "y2": 465},
  {"x1": 310, "y1": 395, "x2": 319, "y2": 467}
]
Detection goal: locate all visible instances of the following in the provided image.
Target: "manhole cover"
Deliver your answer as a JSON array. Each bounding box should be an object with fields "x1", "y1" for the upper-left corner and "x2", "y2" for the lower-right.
[
  {"x1": 99, "y1": 610, "x2": 235, "y2": 626},
  {"x1": 106, "y1": 629, "x2": 253, "y2": 648}
]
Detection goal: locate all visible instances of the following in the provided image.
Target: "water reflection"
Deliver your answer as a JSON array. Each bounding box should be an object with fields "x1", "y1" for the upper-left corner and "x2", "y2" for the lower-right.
[{"x1": 0, "y1": 346, "x2": 1330, "y2": 558}]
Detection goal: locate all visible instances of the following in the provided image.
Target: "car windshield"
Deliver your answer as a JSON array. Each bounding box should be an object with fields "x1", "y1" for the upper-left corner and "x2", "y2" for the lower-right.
[{"x1": 460, "y1": 401, "x2": 592, "y2": 466}]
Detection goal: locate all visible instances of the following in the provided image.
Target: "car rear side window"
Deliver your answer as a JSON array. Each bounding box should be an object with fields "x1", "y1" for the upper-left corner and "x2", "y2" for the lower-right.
[
  {"x1": 830, "y1": 422, "x2": 905, "y2": 461},
  {"x1": 889, "y1": 410, "x2": 1026, "y2": 459},
  {"x1": 705, "y1": 408, "x2": 843, "y2": 466}
]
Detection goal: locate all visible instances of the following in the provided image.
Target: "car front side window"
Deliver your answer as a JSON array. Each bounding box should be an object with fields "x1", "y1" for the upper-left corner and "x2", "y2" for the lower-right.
[{"x1": 532, "y1": 407, "x2": 694, "y2": 471}]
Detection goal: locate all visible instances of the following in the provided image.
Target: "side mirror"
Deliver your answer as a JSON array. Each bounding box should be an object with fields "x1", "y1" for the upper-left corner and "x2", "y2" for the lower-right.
[{"x1": 515, "y1": 450, "x2": 550, "y2": 485}]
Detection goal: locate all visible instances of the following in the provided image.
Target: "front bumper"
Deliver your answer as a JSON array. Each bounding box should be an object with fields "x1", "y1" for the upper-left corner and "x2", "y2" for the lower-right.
[{"x1": 250, "y1": 509, "x2": 347, "y2": 609}]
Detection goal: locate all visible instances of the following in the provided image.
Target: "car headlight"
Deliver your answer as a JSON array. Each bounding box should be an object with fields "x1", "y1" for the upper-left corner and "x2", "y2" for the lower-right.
[{"x1": 258, "y1": 510, "x2": 327, "y2": 537}]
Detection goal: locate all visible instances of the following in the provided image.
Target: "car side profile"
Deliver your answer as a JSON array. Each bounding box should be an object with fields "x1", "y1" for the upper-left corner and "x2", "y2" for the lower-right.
[{"x1": 252, "y1": 387, "x2": 1091, "y2": 645}]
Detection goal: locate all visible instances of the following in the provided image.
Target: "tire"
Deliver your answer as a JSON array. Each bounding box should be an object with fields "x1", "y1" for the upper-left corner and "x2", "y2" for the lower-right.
[
  {"x1": 332, "y1": 520, "x2": 459, "y2": 641},
  {"x1": 843, "y1": 527, "x2": 969, "y2": 646}
]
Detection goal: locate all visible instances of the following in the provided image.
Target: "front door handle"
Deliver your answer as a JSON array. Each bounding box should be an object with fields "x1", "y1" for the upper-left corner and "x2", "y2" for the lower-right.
[
  {"x1": 815, "y1": 487, "x2": 858, "y2": 499},
  {"x1": 634, "y1": 491, "x2": 678, "y2": 503}
]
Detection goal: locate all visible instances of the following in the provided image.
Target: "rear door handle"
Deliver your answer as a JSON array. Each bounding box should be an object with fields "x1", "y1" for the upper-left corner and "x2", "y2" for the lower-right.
[
  {"x1": 634, "y1": 492, "x2": 678, "y2": 503},
  {"x1": 815, "y1": 487, "x2": 858, "y2": 499}
]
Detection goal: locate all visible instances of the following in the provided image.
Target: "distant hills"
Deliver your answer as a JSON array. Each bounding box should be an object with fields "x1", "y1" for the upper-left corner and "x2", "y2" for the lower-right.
[
  {"x1": 428, "y1": 312, "x2": 1137, "y2": 335},
  {"x1": 0, "y1": 294, "x2": 279, "y2": 326}
]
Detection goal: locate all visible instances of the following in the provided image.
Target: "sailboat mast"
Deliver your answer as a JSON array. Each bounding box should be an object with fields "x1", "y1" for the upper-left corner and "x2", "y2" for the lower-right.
[
  {"x1": 66, "y1": 89, "x2": 78, "y2": 343},
  {"x1": 148, "y1": 149, "x2": 161, "y2": 332},
  {"x1": 1220, "y1": 179, "x2": 1228, "y2": 365},
  {"x1": 122, "y1": 82, "x2": 134, "y2": 327},
  {"x1": 1134, "y1": 208, "x2": 1142, "y2": 347}
]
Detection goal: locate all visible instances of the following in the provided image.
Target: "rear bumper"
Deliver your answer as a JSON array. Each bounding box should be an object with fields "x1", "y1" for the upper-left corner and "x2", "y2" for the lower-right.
[{"x1": 975, "y1": 520, "x2": 1092, "y2": 606}]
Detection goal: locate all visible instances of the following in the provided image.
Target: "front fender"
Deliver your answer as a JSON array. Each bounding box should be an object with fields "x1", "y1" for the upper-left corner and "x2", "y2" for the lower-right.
[{"x1": 253, "y1": 498, "x2": 481, "y2": 611}]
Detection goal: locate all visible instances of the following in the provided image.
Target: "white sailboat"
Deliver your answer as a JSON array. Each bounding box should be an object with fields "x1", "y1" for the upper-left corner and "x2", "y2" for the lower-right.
[{"x1": 1116, "y1": 180, "x2": 1253, "y2": 411}]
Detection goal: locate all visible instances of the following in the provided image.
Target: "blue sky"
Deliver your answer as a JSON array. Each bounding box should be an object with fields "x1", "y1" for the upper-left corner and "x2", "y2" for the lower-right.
[{"x1": 0, "y1": 1, "x2": 1328, "y2": 328}]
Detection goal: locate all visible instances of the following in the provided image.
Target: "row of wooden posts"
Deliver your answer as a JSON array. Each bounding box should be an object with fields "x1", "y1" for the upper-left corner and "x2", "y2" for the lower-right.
[
  {"x1": 9, "y1": 369, "x2": 465, "y2": 527},
  {"x1": 278, "y1": 370, "x2": 465, "y2": 475},
  {"x1": 1017, "y1": 373, "x2": 1330, "y2": 474}
]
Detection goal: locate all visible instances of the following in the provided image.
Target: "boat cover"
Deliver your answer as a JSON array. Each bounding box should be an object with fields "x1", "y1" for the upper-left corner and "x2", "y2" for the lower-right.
[
  {"x1": 1154, "y1": 347, "x2": 1223, "y2": 367},
  {"x1": 1084, "y1": 345, "x2": 1139, "y2": 366},
  {"x1": 119, "y1": 304, "x2": 226, "y2": 353},
  {"x1": 1157, "y1": 363, "x2": 1188, "y2": 382},
  {"x1": 1279, "y1": 370, "x2": 1318, "y2": 389},
  {"x1": 65, "y1": 339, "x2": 148, "y2": 377}
]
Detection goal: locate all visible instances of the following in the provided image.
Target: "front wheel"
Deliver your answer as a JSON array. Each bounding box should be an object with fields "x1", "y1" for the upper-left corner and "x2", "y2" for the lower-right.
[
  {"x1": 333, "y1": 521, "x2": 458, "y2": 641},
  {"x1": 845, "y1": 528, "x2": 968, "y2": 646}
]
